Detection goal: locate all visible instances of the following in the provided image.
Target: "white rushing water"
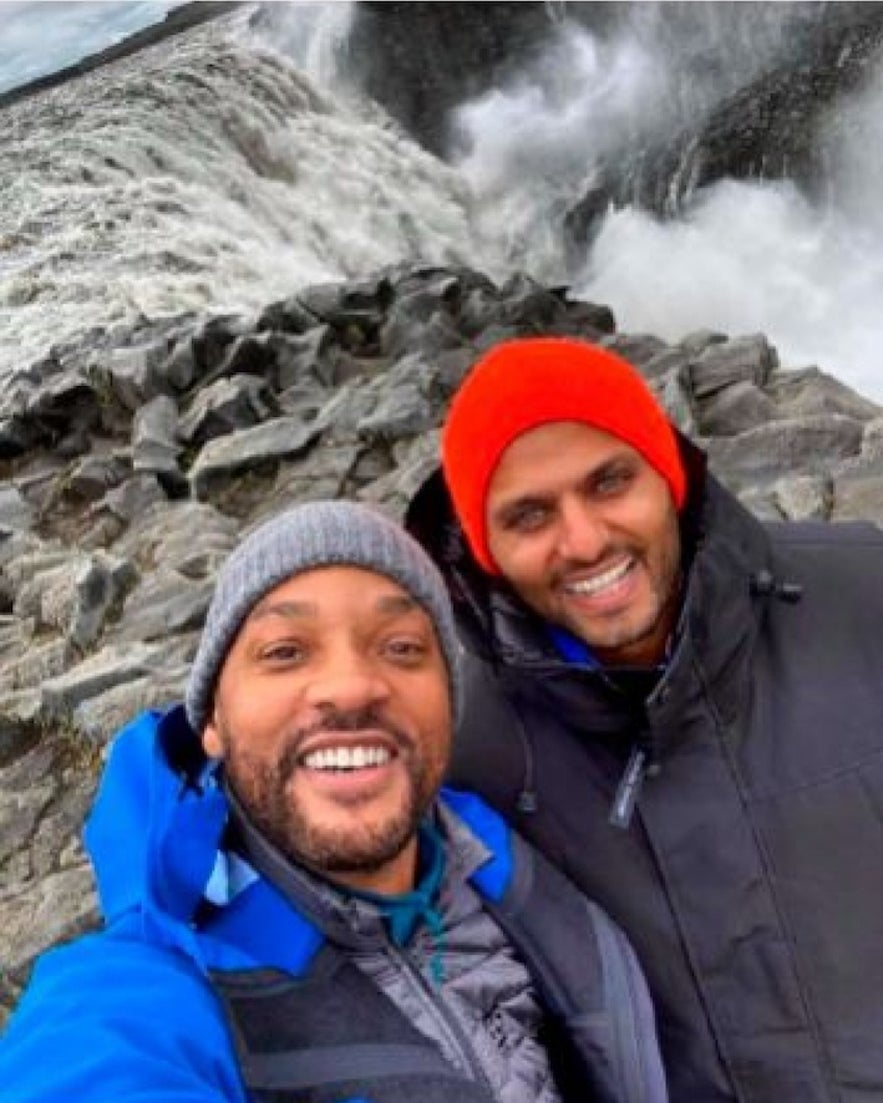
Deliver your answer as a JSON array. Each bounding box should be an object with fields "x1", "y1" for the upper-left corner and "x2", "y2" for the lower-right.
[
  {"x1": 452, "y1": 6, "x2": 883, "y2": 399},
  {"x1": 2, "y1": 2, "x2": 883, "y2": 400},
  {"x1": 0, "y1": 6, "x2": 486, "y2": 377}
]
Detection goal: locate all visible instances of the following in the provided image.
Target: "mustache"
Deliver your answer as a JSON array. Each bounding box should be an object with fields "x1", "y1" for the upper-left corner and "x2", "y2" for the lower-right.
[{"x1": 276, "y1": 705, "x2": 411, "y2": 779}]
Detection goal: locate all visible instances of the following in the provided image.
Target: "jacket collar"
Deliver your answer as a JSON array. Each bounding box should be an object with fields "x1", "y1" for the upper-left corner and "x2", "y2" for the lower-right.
[
  {"x1": 226, "y1": 785, "x2": 492, "y2": 951},
  {"x1": 406, "y1": 435, "x2": 776, "y2": 745}
]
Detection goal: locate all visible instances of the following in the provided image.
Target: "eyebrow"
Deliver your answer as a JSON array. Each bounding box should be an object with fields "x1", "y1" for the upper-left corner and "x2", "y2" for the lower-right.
[
  {"x1": 249, "y1": 592, "x2": 419, "y2": 622},
  {"x1": 491, "y1": 453, "x2": 638, "y2": 524}
]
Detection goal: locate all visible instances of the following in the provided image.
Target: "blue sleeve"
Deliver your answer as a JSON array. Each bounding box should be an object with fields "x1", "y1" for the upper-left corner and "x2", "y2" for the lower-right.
[{"x1": 0, "y1": 932, "x2": 248, "y2": 1103}]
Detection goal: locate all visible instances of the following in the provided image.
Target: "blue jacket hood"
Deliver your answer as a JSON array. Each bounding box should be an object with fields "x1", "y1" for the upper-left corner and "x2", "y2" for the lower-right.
[
  {"x1": 85, "y1": 705, "x2": 225, "y2": 926},
  {"x1": 83, "y1": 705, "x2": 512, "y2": 977},
  {"x1": 84, "y1": 705, "x2": 326, "y2": 976}
]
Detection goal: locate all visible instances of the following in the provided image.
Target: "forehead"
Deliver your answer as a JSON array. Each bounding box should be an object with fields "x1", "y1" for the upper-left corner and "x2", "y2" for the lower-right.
[
  {"x1": 246, "y1": 566, "x2": 419, "y2": 625},
  {"x1": 488, "y1": 421, "x2": 643, "y2": 499}
]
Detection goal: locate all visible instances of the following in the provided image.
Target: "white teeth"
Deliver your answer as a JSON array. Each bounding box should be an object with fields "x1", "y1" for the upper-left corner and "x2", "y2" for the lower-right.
[
  {"x1": 565, "y1": 559, "x2": 633, "y2": 596},
  {"x1": 302, "y1": 745, "x2": 392, "y2": 771}
]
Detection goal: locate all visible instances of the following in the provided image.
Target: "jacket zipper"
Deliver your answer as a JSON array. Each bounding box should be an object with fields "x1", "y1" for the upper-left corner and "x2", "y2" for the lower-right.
[
  {"x1": 385, "y1": 940, "x2": 497, "y2": 1098},
  {"x1": 609, "y1": 744, "x2": 650, "y2": 829}
]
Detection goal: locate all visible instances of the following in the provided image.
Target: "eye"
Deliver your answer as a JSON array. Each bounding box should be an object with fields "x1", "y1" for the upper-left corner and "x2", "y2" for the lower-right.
[
  {"x1": 382, "y1": 636, "x2": 429, "y2": 665},
  {"x1": 258, "y1": 640, "x2": 308, "y2": 665},
  {"x1": 503, "y1": 503, "x2": 549, "y2": 533},
  {"x1": 593, "y1": 465, "x2": 634, "y2": 497}
]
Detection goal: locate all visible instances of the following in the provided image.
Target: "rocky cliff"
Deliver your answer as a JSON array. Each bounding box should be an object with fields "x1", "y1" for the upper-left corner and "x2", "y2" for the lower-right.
[{"x1": 2, "y1": 263, "x2": 881, "y2": 1024}]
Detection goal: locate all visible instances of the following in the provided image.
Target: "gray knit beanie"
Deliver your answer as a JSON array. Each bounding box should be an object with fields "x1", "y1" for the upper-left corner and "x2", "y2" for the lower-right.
[{"x1": 185, "y1": 500, "x2": 461, "y2": 734}]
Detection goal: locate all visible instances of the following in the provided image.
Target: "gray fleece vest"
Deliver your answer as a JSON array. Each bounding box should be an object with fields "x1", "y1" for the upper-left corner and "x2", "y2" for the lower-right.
[{"x1": 211, "y1": 828, "x2": 667, "y2": 1103}]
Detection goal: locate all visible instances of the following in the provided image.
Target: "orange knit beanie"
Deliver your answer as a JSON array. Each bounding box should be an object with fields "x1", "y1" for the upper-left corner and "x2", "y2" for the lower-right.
[{"x1": 441, "y1": 337, "x2": 687, "y2": 573}]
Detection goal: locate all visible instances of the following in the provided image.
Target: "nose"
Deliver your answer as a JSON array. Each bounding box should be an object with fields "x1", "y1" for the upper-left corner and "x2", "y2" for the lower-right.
[
  {"x1": 556, "y1": 498, "x2": 608, "y2": 563},
  {"x1": 302, "y1": 647, "x2": 390, "y2": 713}
]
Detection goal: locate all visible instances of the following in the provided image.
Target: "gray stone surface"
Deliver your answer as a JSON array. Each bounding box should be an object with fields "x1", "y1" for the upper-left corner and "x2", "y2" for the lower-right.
[
  {"x1": 0, "y1": 486, "x2": 34, "y2": 534},
  {"x1": 2, "y1": 260, "x2": 883, "y2": 1025},
  {"x1": 688, "y1": 334, "x2": 777, "y2": 398},
  {"x1": 189, "y1": 415, "x2": 319, "y2": 499},
  {"x1": 40, "y1": 642, "x2": 168, "y2": 718},
  {"x1": 697, "y1": 380, "x2": 780, "y2": 436},
  {"x1": 132, "y1": 395, "x2": 181, "y2": 475}
]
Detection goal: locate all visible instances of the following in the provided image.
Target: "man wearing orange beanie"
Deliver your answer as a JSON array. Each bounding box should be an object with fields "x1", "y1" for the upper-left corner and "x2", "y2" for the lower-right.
[{"x1": 406, "y1": 335, "x2": 883, "y2": 1103}]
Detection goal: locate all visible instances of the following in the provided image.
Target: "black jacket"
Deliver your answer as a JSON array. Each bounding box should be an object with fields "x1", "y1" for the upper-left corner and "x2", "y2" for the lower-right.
[
  {"x1": 215, "y1": 788, "x2": 668, "y2": 1103},
  {"x1": 407, "y1": 441, "x2": 883, "y2": 1103}
]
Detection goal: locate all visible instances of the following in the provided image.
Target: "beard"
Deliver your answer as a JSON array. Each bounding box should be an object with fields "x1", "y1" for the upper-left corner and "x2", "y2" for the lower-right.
[{"x1": 215, "y1": 705, "x2": 439, "y2": 879}]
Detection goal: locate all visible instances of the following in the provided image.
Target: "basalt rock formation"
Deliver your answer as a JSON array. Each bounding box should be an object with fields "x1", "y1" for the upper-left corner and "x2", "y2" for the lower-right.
[{"x1": 1, "y1": 263, "x2": 881, "y2": 1025}]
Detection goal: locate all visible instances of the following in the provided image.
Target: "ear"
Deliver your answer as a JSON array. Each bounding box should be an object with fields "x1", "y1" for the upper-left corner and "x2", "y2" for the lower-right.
[{"x1": 201, "y1": 714, "x2": 224, "y2": 760}]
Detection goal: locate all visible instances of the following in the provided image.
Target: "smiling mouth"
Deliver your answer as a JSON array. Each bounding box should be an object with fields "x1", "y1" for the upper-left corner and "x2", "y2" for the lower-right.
[
  {"x1": 300, "y1": 743, "x2": 395, "y2": 773},
  {"x1": 563, "y1": 558, "x2": 635, "y2": 597}
]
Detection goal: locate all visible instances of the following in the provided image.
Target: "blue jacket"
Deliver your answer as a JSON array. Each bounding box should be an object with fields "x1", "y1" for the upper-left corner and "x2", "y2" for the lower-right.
[{"x1": 0, "y1": 706, "x2": 666, "y2": 1102}]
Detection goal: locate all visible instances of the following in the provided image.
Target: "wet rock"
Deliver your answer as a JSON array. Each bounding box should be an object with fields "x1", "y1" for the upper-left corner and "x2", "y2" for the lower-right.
[
  {"x1": 1, "y1": 540, "x2": 71, "y2": 592},
  {"x1": 112, "y1": 500, "x2": 239, "y2": 578},
  {"x1": 640, "y1": 347, "x2": 692, "y2": 382},
  {"x1": 707, "y1": 414, "x2": 865, "y2": 490},
  {"x1": 316, "y1": 380, "x2": 375, "y2": 437},
  {"x1": 0, "y1": 641, "x2": 73, "y2": 695},
  {"x1": 27, "y1": 368, "x2": 103, "y2": 434},
  {"x1": 381, "y1": 297, "x2": 465, "y2": 360},
  {"x1": 271, "y1": 328, "x2": 333, "y2": 389},
  {"x1": 189, "y1": 415, "x2": 319, "y2": 500},
  {"x1": 179, "y1": 374, "x2": 276, "y2": 446},
  {"x1": 100, "y1": 342, "x2": 173, "y2": 412},
  {"x1": 766, "y1": 366, "x2": 883, "y2": 421},
  {"x1": 111, "y1": 569, "x2": 214, "y2": 644},
  {"x1": 0, "y1": 866, "x2": 98, "y2": 986},
  {"x1": 696, "y1": 380, "x2": 780, "y2": 437},
  {"x1": 132, "y1": 395, "x2": 181, "y2": 476},
  {"x1": 359, "y1": 431, "x2": 442, "y2": 517},
  {"x1": 688, "y1": 334, "x2": 777, "y2": 399},
  {"x1": 651, "y1": 367, "x2": 698, "y2": 437},
  {"x1": 295, "y1": 277, "x2": 393, "y2": 355},
  {"x1": 860, "y1": 418, "x2": 883, "y2": 461},
  {"x1": 678, "y1": 330, "x2": 729, "y2": 357},
  {"x1": 0, "y1": 486, "x2": 33, "y2": 535},
  {"x1": 257, "y1": 441, "x2": 363, "y2": 519},
  {"x1": 72, "y1": 669, "x2": 190, "y2": 744},
  {"x1": 13, "y1": 551, "x2": 135, "y2": 652},
  {"x1": 773, "y1": 473, "x2": 833, "y2": 521},
  {"x1": 99, "y1": 472, "x2": 168, "y2": 524},
  {"x1": 358, "y1": 355, "x2": 439, "y2": 439},
  {"x1": 0, "y1": 416, "x2": 34, "y2": 459},
  {"x1": 0, "y1": 616, "x2": 33, "y2": 662},
  {"x1": 832, "y1": 459, "x2": 883, "y2": 524},
  {"x1": 0, "y1": 691, "x2": 42, "y2": 767},
  {"x1": 40, "y1": 641, "x2": 168, "y2": 718},
  {"x1": 344, "y1": 2, "x2": 552, "y2": 156},
  {"x1": 255, "y1": 294, "x2": 321, "y2": 335},
  {"x1": 733, "y1": 485, "x2": 783, "y2": 523},
  {"x1": 62, "y1": 452, "x2": 131, "y2": 504},
  {"x1": 602, "y1": 332, "x2": 668, "y2": 369},
  {"x1": 188, "y1": 314, "x2": 252, "y2": 381}
]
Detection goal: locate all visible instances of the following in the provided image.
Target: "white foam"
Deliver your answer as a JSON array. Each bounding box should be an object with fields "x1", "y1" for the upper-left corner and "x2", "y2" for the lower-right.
[
  {"x1": 453, "y1": 7, "x2": 883, "y2": 399},
  {"x1": 0, "y1": 12, "x2": 484, "y2": 377}
]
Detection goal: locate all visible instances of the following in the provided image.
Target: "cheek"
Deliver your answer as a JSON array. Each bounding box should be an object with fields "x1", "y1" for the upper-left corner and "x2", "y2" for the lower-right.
[
  {"x1": 490, "y1": 536, "x2": 549, "y2": 586},
  {"x1": 414, "y1": 680, "x2": 453, "y2": 758}
]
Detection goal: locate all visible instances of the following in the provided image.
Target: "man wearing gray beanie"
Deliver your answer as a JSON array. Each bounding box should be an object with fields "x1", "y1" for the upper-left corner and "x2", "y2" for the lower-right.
[{"x1": 1, "y1": 500, "x2": 667, "y2": 1103}]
